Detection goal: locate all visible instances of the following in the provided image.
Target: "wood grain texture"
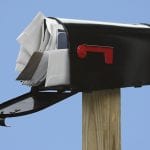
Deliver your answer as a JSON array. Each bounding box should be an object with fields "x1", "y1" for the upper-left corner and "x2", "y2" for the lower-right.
[{"x1": 82, "y1": 89, "x2": 121, "y2": 150}]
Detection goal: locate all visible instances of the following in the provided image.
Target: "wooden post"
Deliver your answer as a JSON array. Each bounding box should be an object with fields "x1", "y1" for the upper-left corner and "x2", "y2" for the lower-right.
[{"x1": 82, "y1": 89, "x2": 121, "y2": 150}]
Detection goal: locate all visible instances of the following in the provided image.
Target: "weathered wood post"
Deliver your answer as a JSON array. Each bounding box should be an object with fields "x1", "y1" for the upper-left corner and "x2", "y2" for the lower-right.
[{"x1": 83, "y1": 89, "x2": 121, "y2": 150}]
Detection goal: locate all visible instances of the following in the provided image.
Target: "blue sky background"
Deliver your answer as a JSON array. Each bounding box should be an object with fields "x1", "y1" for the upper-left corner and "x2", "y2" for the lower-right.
[{"x1": 0, "y1": 0, "x2": 150, "y2": 149}]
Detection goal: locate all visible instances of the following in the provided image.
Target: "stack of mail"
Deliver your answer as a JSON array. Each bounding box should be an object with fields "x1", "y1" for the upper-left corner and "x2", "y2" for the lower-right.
[{"x1": 16, "y1": 12, "x2": 70, "y2": 87}]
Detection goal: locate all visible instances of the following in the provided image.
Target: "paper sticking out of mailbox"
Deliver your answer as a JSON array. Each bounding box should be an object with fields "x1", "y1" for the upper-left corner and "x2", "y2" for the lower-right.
[{"x1": 16, "y1": 12, "x2": 70, "y2": 88}]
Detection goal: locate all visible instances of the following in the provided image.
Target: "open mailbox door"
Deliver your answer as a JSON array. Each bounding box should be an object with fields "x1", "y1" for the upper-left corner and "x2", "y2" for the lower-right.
[
  {"x1": 1, "y1": 12, "x2": 150, "y2": 126},
  {"x1": 0, "y1": 91, "x2": 75, "y2": 126}
]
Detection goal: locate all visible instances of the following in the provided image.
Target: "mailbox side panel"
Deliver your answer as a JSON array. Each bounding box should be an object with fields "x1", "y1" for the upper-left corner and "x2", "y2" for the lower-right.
[{"x1": 63, "y1": 23, "x2": 150, "y2": 91}]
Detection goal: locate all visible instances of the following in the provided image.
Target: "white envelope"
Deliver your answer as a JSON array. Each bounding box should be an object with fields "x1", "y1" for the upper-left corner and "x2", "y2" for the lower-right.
[{"x1": 45, "y1": 49, "x2": 70, "y2": 87}]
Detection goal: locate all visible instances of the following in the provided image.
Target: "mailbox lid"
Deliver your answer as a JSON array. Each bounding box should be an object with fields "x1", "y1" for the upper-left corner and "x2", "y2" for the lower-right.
[{"x1": 60, "y1": 20, "x2": 150, "y2": 91}]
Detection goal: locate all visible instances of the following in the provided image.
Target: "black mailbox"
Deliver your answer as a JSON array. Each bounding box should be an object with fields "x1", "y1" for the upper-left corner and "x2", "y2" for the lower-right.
[
  {"x1": 58, "y1": 20, "x2": 150, "y2": 91},
  {"x1": 1, "y1": 13, "x2": 150, "y2": 126},
  {"x1": 16, "y1": 15, "x2": 150, "y2": 92}
]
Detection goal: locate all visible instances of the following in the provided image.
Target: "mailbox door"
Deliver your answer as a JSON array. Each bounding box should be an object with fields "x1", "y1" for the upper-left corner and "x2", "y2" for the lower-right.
[{"x1": 63, "y1": 23, "x2": 150, "y2": 91}]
